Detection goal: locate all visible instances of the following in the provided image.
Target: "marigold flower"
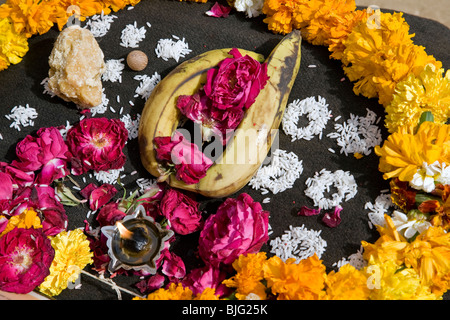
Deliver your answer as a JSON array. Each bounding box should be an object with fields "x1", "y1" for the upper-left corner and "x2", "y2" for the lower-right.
[
  {"x1": 222, "y1": 252, "x2": 268, "y2": 300},
  {"x1": 263, "y1": 254, "x2": 326, "y2": 300},
  {"x1": 374, "y1": 121, "x2": 450, "y2": 183},
  {"x1": 404, "y1": 226, "x2": 450, "y2": 295},
  {"x1": 324, "y1": 264, "x2": 370, "y2": 300},
  {"x1": 0, "y1": 208, "x2": 42, "y2": 237},
  {"x1": 193, "y1": 287, "x2": 220, "y2": 300},
  {"x1": 51, "y1": 0, "x2": 108, "y2": 31},
  {"x1": 39, "y1": 228, "x2": 93, "y2": 296},
  {"x1": 385, "y1": 63, "x2": 450, "y2": 133},
  {"x1": 0, "y1": 0, "x2": 56, "y2": 37},
  {"x1": 0, "y1": 17, "x2": 28, "y2": 71},
  {"x1": 135, "y1": 283, "x2": 194, "y2": 300},
  {"x1": 365, "y1": 259, "x2": 439, "y2": 300},
  {"x1": 341, "y1": 11, "x2": 441, "y2": 106}
]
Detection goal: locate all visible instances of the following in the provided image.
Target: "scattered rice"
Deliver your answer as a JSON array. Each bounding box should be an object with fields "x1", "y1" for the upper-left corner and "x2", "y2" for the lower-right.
[
  {"x1": 155, "y1": 35, "x2": 192, "y2": 62},
  {"x1": 84, "y1": 11, "x2": 117, "y2": 37},
  {"x1": 365, "y1": 192, "x2": 393, "y2": 229},
  {"x1": 58, "y1": 120, "x2": 73, "y2": 140},
  {"x1": 326, "y1": 108, "x2": 382, "y2": 157},
  {"x1": 89, "y1": 89, "x2": 109, "y2": 115},
  {"x1": 120, "y1": 113, "x2": 141, "y2": 140},
  {"x1": 249, "y1": 149, "x2": 303, "y2": 195},
  {"x1": 304, "y1": 169, "x2": 358, "y2": 210},
  {"x1": 332, "y1": 245, "x2": 366, "y2": 270},
  {"x1": 120, "y1": 21, "x2": 146, "y2": 48},
  {"x1": 41, "y1": 77, "x2": 56, "y2": 97},
  {"x1": 134, "y1": 72, "x2": 161, "y2": 100},
  {"x1": 94, "y1": 167, "x2": 125, "y2": 184},
  {"x1": 136, "y1": 177, "x2": 156, "y2": 194},
  {"x1": 270, "y1": 224, "x2": 327, "y2": 262},
  {"x1": 282, "y1": 96, "x2": 332, "y2": 142},
  {"x1": 5, "y1": 104, "x2": 38, "y2": 131},
  {"x1": 102, "y1": 58, "x2": 125, "y2": 83}
]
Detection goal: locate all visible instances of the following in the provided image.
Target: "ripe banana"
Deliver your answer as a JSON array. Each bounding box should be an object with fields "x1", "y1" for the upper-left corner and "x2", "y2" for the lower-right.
[{"x1": 138, "y1": 30, "x2": 302, "y2": 198}]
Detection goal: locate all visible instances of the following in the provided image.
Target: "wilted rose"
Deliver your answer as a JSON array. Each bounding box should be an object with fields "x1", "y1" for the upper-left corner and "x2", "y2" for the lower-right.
[
  {"x1": 177, "y1": 48, "x2": 268, "y2": 144},
  {"x1": 154, "y1": 131, "x2": 213, "y2": 185},
  {"x1": 0, "y1": 227, "x2": 54, "y2": 294},
  {"x1": 181, "y1": 264, "x2": 230, "y2": 297},
  {"x1": 12, "y1": 127, "x2": 70, "y2": 184},
  {"x1": 8, "y1": 186, "x2": 67, "y2": 236},
  {"x1": 204, "y1": 48, "x2": 269, "y2": 111},
  {"x1": 66, "y1": 118, "x2": 128, "y2": 175},
  {"x1": 96, "y1": 202, "x2": 126, "y2": 227},
  {"x1": 81, "y1": 183, "x2": 117, "y2": 211},
  {"x1": 198, "y1": 193, "x2": 269, "y2": 267},
  {"x1": 159, "y1": 188, "x2": 202, "y2": 235}
]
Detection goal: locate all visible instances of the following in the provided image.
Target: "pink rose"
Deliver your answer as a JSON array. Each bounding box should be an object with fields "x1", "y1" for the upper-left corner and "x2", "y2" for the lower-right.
[
  {"x1": 66, "y1": 118, "x2": 128, "y2": 175},
  {"x1": 198, "y1": 193, "x2": 269, "y2": 267},
  {"x1": 96, "y1": 202, "x2": 126, "y2": 227},
  {"x1": 154, "y1": 131, "x2": 213, "y2": 185},
  {"x1": 159, "y1": 188, "x2": 202, "y2": 235},
  {"x1": 181, "y1": 264, "x2": 229, "y2": 297},
  {"x1": 0, "y1": 228, "x2": 54, "y2": 294},
  {"x1": 0, "y1": 162, "x2": 34, "y2": 191},
  {"x1": 8, "y1": 186, "x2": 67, "y2": 236},
  {"x1": 161, "y1": 250, "x2": 186, "y2": 279},
  {"x1": 204, "y1": 48, "x2": 269, "y2": 111},
  {"x1": 81, "y1": 183, "x2": 118, "y2": 211},
  {"x1": 177, "y1": 48, "x2": 268, "y2": 144},
  {"x1": 11, "y1": 127, "x2": 70, "y2": 184}
]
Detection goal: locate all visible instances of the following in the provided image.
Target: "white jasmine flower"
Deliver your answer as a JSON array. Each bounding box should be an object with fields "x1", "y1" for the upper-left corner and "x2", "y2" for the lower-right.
[
  {"x1": 233, "y1": 0, "x2": 264, "y2": 18},
  {"x1": 391, "y1": 210, "x2": 431, "y2": 240}
]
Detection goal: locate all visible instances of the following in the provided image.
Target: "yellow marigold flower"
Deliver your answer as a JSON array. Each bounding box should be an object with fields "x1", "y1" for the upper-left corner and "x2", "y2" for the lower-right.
[
  {"x1": 366, "y1": 260, "x2": 440, "y2": 300},
  {"x1": 263, "y1": 254, "x2": 326, "y2": 300},
  {"x1": 194, "y1": 287, "x2": 220, "y2": 300},
  {"x1": 374, "y1": 121, "x2": 450, "y2": 182},
  {"x1": 262, "y1": 0, "x2": 299, "y2": 35},
  {"x1": 404, "y1": 226, "x2": 450, "y2": 295},
  {"x1": 341, "y1": 11, "x2": 441, "y2": 106},
  {"x1": 39, "y1": 229, "x2": 93, "y2": 297},
  {"x1": 0, "y1": 0, "x2": 56, "y2": 37},
  {"x1": 223, "y1": 252, "x2": 268, "y2": 300},
  {"x1": 362, "y1": 215, "x2": 408, "y2": 266},
  {"x1": 0, "y1": 208, "x2": 42, "y2": 236},
  {"x1": 385, "y1": 63, "x2": 450, "y2": 133},
  {"x1": 135, "y1": 283, "x2": 194, "y2": 300},
  {"x1": 0, "y1": 17, "x2": 29, "y2": 71},
  {"x1": 324, "y1": 264, "x2": 370, "y2": 300}
]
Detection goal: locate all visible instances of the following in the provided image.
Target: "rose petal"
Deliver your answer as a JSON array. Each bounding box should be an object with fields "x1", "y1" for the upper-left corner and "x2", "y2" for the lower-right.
[
  {"x1": 322, "y1": 205, "x2": 342, "y2": 228},
  {"x1": 298, "y1": 206, "x2": 321, "y2": 216},
  {"x1": 205, "y1": 2, "x2": 232, "y2": 18}
]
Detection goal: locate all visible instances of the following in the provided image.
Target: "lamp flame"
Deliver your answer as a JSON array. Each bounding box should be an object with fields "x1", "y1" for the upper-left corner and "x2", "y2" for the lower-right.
[{"x1": 116, "y1": 221, "x2": 133, "y2": 240}]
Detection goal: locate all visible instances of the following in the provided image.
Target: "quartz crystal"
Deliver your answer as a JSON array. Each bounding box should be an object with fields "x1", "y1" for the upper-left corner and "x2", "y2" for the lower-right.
[{"x1": 48, "y1": 26, "x2": 105, "y2": 108}]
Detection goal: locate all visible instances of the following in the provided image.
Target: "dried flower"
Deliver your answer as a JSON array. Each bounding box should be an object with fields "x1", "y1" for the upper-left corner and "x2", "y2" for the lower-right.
[
  {"x1": 159, "y1": 188, "x2": 203, "y2": 235},
  {"x1": 154, "y1": 131, "x2": 213, "y2": 184},
  {"x1": 0, "y1": 227, "x2": 54, "y2": 294},
  {"x1": 66, "y1": 117, "x2": 128, "y2": 175},
  {"x1": 39, "y1": 228, "x2": 93, "y2": 296},
  {"x1": 385, "y1": 63, "x2": 450, "y2": 133},
  {"x1": 12, "y1": 127, "x2": 70, "y2": 185},
  {"x1": 181, "y1": 264, "x2": 229, "y2": 297}
]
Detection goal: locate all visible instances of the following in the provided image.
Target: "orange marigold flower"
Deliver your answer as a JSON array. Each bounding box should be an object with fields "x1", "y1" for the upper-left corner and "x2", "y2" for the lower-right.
[
  {"x1": 51, "y1": 0, "x2": 108, "y2": 31},
  {"x1": 222, "y1": 252, "x2": 268, "y2": 300},
  {"x1": 341, "y1": 11, "x2": 441, "y2": 106},
  {"x1": 135, "y1": 283, "x2": 194, "y2": 300},
  {"x1": 0, "y1": 207, "x2": 42, "y2": 237},
  {"x1": 0, "y1": 0, "x2": 56, "y2": 37},
  {"x1": 263, "y1": 254, "x2": 326, "y2": 300}
]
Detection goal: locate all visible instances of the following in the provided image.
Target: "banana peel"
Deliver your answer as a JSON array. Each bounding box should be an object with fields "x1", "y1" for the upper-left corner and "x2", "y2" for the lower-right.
[{"x1": 138, "y1": 30, "x2": 302, "y2": 198}]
